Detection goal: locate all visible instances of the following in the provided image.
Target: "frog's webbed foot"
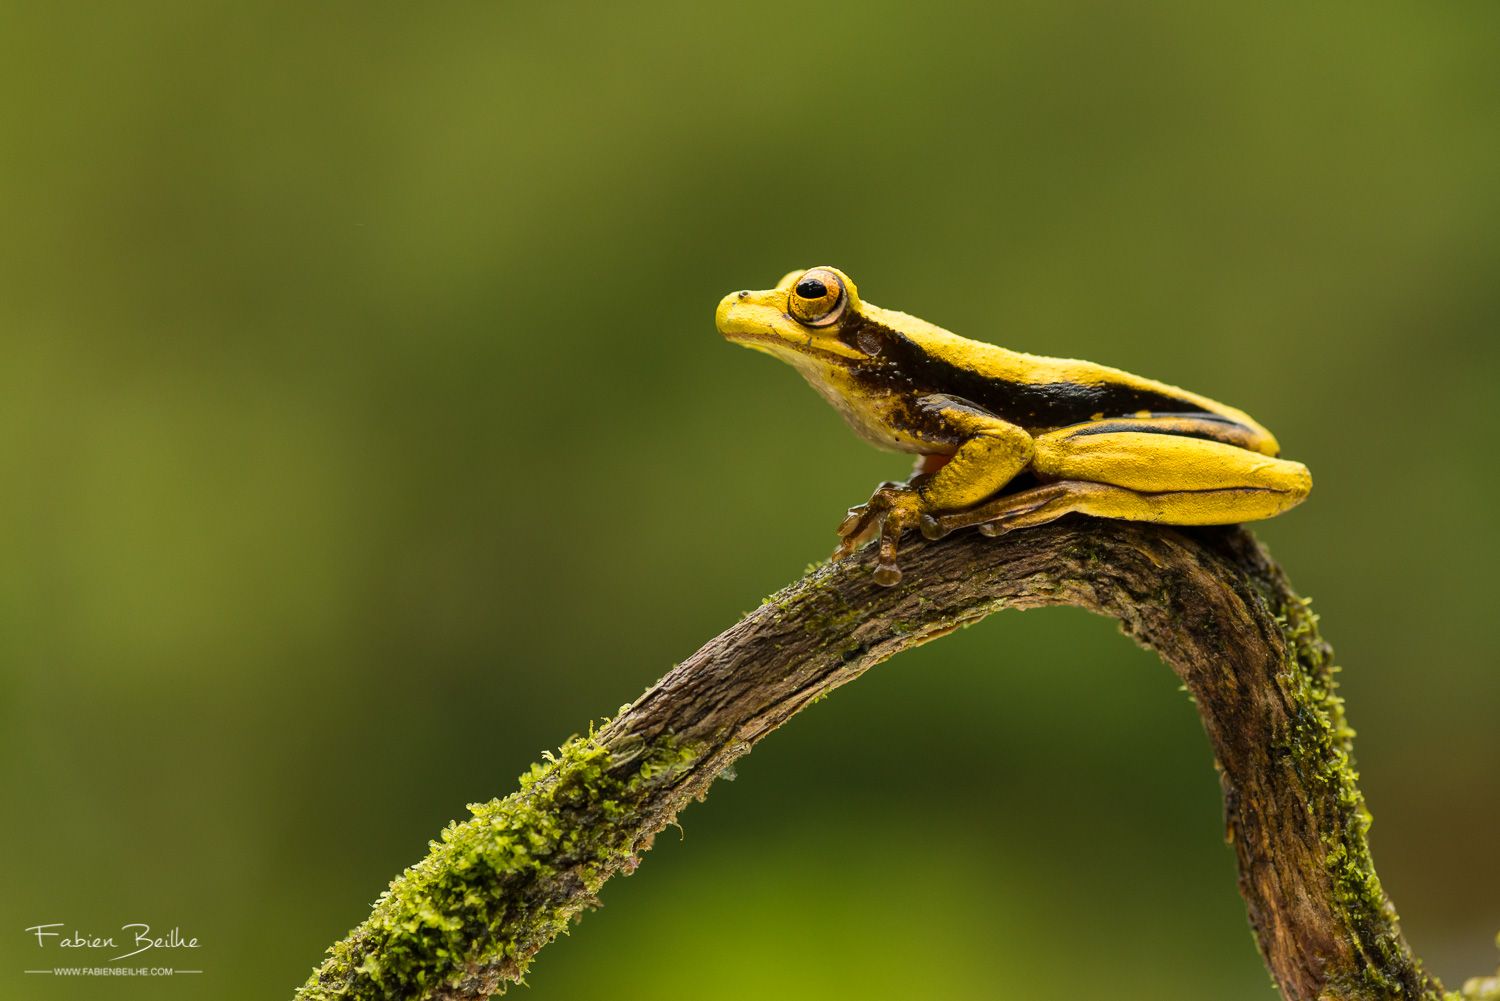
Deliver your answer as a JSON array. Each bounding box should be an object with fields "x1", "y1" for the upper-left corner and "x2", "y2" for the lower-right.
[{"x1": 833, "y1": 482, "x2": 927, "y2": 587}]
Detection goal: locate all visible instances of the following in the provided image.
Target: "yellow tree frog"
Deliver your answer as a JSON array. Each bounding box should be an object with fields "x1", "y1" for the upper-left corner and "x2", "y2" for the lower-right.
[{"x1": 716, "y1": 266, "x2": 1311, "y2": 586}]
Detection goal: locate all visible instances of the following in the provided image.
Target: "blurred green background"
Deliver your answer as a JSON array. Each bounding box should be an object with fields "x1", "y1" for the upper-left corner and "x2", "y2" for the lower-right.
[{"x1": 3, "y1": 3, "x2": 1498, "y2": 998}]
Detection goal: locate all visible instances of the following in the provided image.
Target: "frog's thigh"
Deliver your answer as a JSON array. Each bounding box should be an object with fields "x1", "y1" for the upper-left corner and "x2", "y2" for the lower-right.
[
  {"x1": 918, "y1": 417, "x2": 1038, "y2": 510},
  {"x1": 1030, "y1": 430, "x2": 1312, "y2": 522},
  {"x1": 917, "y1": 399, "x2": 1035, "y2": 511}
]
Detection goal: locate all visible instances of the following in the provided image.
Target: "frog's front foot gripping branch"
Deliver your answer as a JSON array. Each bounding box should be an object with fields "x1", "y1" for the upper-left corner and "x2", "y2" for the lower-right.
[
  {"x1": 838, "y1": 478, "x2": 1067, "y2": 586},
  {"x1": 833, "y1": 481, "x2": 927, "y2": 586}
]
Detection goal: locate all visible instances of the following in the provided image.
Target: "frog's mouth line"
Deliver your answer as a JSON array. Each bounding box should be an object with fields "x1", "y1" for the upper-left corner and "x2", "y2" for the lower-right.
[{"x1": 721, "y1": 323, "x2": 864, "y2": 364}]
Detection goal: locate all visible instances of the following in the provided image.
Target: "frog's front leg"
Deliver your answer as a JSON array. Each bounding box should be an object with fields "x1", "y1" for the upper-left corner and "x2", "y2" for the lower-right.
[{"x1": 834, "y1": 396, "x2": 1033, "y2": 585}]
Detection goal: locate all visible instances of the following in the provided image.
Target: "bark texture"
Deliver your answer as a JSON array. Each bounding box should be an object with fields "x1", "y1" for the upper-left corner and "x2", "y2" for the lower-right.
[{"x1": 300, "y1": 521, "x2": 1463, "y2": 1001}]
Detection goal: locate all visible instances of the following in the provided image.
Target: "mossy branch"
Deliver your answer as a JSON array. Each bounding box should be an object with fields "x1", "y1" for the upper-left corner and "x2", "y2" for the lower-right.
[{"x1": 297, "y1": 521, "x2": 1496, "y2": 1001}]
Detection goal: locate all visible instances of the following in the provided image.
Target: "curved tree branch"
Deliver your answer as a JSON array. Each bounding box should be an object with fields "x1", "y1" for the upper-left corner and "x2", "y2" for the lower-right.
[{"x1": 298, "y1": 521, "x2": 1492, "y2": 1001}]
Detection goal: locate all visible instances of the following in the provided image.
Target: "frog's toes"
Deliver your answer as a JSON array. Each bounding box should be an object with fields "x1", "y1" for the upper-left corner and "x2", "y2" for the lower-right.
[
  {"x1": 918, "y1": 513, "x2": 950, "y2": 540},
  {"x1": 831, "y1": 485, "x2": 927, "y2": 585},
  {"x1": 872, "y1": 512, "x2": 911, "y2": 586},
  {"x1": 835, "y1": 503, "x2": 872, "y2": 538},
  {"x1": 833, "y1": 505, "x2": 880, "y2": 558},
  {"x1": 832, "y1": 533, "x2": 867, "y2": 560}
]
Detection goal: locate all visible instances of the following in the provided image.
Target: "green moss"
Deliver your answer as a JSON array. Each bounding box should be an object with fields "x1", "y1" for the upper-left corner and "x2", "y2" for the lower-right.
[
  {"x1": 1268, "y1": 591, "x2": 1438, "y2": 999},
  {"x1": 298, "y1": 730, "x2": 701, "y2": 1001},
  {"x1": 761, "y1": 561, "x2": 868, "y2": 637}
]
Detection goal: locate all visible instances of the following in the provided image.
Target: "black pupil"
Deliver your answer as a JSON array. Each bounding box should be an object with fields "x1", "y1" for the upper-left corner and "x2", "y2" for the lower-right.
[{"x1": 795, "y1": 278, "x2": 828, "y2": 300}]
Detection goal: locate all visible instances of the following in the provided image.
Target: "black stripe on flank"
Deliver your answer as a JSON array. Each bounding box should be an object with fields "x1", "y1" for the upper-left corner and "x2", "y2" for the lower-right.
[
  {"x1": 1065, "y1": 415, "x2": 1259, "y2": 447},
  {"x1": 844, "y1": 318, "x2": 1207, "y2": 428}
]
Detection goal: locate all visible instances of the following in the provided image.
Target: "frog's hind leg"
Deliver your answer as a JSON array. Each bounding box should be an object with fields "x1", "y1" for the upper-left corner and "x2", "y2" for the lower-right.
[
  {"x1": 922, "y1": 429, "x2": 1311, "y2": 539},
  {"x1": 923, "y1": 479, "x2": 1296, "y2": 539}
]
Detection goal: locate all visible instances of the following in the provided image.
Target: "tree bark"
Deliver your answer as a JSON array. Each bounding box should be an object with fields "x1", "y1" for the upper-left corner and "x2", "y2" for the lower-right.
[{"x1": 299, "y1": 521, "x2": 1478, "y2": 1001}]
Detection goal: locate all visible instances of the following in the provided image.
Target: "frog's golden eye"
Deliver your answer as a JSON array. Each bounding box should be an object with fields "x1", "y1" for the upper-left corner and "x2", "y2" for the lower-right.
[{"x1": 788, "y1": 268, "x2": 847, "y2": 327}]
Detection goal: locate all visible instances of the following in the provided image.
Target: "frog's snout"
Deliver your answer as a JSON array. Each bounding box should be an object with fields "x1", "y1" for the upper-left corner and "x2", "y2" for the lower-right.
[{"x1": 715, "y1": 290, "x2": 752, "y2": 339}]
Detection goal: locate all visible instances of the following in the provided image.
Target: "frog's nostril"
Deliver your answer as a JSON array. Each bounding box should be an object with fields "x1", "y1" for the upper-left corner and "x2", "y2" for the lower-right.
[{"x1": 738, "y1": 290, "x2": 749, "y2": 299}]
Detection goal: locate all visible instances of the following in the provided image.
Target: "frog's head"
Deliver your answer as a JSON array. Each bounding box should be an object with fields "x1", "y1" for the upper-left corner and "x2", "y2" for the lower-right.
[{"x1": 715, "y1": 267, "x2": 870, "y2": 373}]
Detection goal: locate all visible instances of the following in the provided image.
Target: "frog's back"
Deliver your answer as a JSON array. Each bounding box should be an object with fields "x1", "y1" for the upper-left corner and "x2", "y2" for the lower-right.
[{"x1": 862, "y1": 305, "x2": 1280, "y2": 456}]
